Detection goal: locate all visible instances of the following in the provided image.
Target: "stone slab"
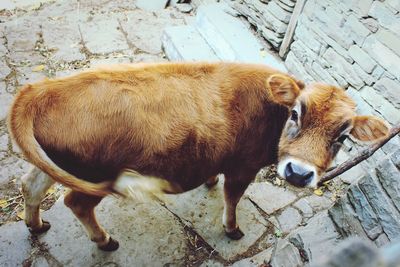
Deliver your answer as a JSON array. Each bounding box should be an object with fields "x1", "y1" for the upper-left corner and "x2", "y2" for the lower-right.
[
  {"x1": 245, "y1": 182, "x2": 298, "y2": 215},
  {"x1": 270, "y1": 239, "x2": 302, "y2": 267},
  {"x1": 0, "y1": 221, "x2": 32, "y2": 267},
  {"x1": 39, "y1": 197, "x2": 188, "y2": 266},
  {"x1": 135, "y1": 0, "x2": 168, "y2": 11},
  {"x1": 232, "y1": 248, "x2": 272, "y2": 267},
  {"x1": 162, "y1": 25, "x2": 220, "y2": 61},
  {"x1": 348, "y1": 184, "x2": 382, "y2": 239},
  {"x1": 195, "y1": 3, "x2": 286, "y2": 72},
  {"x1": 358, "y1": 174, "x2": 400, "y2": 241},
  {"x1": 0, "y1": 156, "x2": 30, "y2": 187},
  {"x1": 164, "y1": 179, "x2": 267, "y2": 260},
  {"x1": 375, "y1": 160, "x2": 400, "y2": 212},
  {"x1": 80, "y1": 18, "x2": 129, "y2": 55},
  {"x1": 277, "y1": 207, "x2": 302, "y2": 233},
  {"x1": 288, "y1": 211, "x2": 341, "y2": 263},
  {"x1": 121, "y1": 10, "x2": 185, "y2": 55}
]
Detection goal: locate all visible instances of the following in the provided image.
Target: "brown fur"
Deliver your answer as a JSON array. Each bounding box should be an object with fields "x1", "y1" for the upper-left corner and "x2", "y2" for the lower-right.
[{"x1": 8, "y1": 62, "x2": 302, "y2": 196}]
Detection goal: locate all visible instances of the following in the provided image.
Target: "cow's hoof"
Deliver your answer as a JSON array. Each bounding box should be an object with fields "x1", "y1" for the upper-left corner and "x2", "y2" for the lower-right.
[
  {"x1": 205, "y1": 176, "x2": 219, "y2": 188},
  {"x1": 225, "y1": 227, "x2": 245, "y2": 240},
  {"x1": 98, "y1": 237, "x2": 119, "y2": 251},
  {"x1": 28, "y1": 220, "x2": 51, "y2": 234}
]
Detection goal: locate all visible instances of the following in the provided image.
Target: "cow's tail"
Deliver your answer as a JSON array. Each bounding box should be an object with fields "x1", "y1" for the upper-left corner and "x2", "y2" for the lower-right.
[{"x1": 8, "y1": 85, "x2": 113, "y2": 197}]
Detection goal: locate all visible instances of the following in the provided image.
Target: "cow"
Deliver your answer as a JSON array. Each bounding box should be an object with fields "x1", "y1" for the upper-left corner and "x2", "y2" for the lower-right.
[{"x1": 8, "y1": 62, "x2": 389, "y2": 251}]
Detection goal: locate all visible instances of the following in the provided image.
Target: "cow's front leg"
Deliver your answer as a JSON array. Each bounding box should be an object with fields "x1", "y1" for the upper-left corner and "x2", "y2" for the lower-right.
[
  {"x1": 21, "y1": 166, "x2": 55, "y2": 234},
  {"x1": 64, "y1": 191, "x2": 119, "y2": 251},
  {"x1": 223, "y1": 177, "x2": 252, "y2": 240}
]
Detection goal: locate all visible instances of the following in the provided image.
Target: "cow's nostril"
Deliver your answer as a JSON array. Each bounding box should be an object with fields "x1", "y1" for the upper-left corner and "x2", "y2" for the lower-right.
[{"x1": 285, "y1": 162, "x2": 294, "y2": 177}]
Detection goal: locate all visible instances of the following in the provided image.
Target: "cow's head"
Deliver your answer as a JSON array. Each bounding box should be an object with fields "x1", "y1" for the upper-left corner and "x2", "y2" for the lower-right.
[{"x1": 267, "y1": 75, "x2": 389, "y2": 188}]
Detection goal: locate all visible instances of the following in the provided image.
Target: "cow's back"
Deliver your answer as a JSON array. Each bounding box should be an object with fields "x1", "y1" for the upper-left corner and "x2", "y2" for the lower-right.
[{"x1": 21, "y1": 62, "x2": 281, "y2": 189}]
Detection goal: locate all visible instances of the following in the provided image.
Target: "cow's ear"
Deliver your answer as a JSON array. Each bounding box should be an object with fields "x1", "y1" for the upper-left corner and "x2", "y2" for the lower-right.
[
  {"x1": 350, "y1": 116, "x2": 389, "y2": 142},
  {"x1": 266, "y1": 74, "x2": 302, "y2": 107}
]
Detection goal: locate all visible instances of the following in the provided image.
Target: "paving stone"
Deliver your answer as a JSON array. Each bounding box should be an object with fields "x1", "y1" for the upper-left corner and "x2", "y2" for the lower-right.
[
  {"x1": 16, "y1": 66, "x2": 48, "y2": 85},
  {"x1": 39, "y1": 197, "x2": 188, "y2": 266},
  {"x1": 195, "y1": 3, "x2": 286, "y2": 71},
  {"x1": 358, "y1": 174, "x2": 400, "y2": 241},
  {"x1": 245, "y1": 182, "x2": 298, "y2": 215},
  {"x1": 3, "y1": 17, "x2": 40, "y2": 52},
  {"x1": 0, "y1": 221, "x2": 32, "y2": 267},
  {"x1": 0, "y1": 131, "x2": 9, "y2": 152},
  {"x1": 375, "y1": 160, "x2": 400, "y2": 212},
  {"x1": 294, "y1": 199, "x2": 313, "y2": 219},
  {"x1": 348, "y1": 184, "x2": 382, "y2": 239},
  {"x1": 363, "y1": 35, "x2": 400, "y2": 80},
  {"x1": 277, "y1": 207, "x2": 302, "y2": 233},
  {"x1": 31, "y1": 257, "x2": 50, "y2": 267},
  {"x1": 0, "y1": 156, "x2": 30, "y2": 186},
  {"x1": 90, "y1": 55, "x2": 132, "y2": 67},
  {"x1": 231, "y1": 248, "x2": 273, "y2": 267},
  {"x1": 374, "y1": 77, "x2": 400, "y2": 109},
  {"x1": 162, "y1": 25, "x2": 219, "y2": 61},
  {"x1": 164, "y1": 179, "x2": 267, "y2": 260},
  {"x1": 348, "y1": 45, "x2": 376, "y2": 74},
  {"x1": 0, "y1": 58, "x2": 11, "y2": 80},
  {"x1": 135, "y1": 0, "x2": 168, "y2": 11},
  {"x1": 121, "y1": 10, "x2": 185, "y2": 55},
  {"x1": 328, "y1": 195, "x2": 368, "y2": 238},
  {"x1": 270, "y1": 239, "x2": 302, "y2": 267},
  {"x1": 80, "y1": 18, "x2": 129, "y2": 54},
  {"x1": 41, "y1": 17, "x2": 85, "y2": 62},
  {"x1": 0, "y1": 91, "x2": 14, "y2": 121},
  {"x1": 199, "y1": 260, "x2": 224, "y2": 267},
  {"x1": 303, "y1": 195, "x2": 333, "y2": 212},
  {"x1": 288, "y1": 211, "x2": 341, "y2": 263}
]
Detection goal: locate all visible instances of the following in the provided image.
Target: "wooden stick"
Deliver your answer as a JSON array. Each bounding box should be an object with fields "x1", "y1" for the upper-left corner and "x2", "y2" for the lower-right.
[{"x1": 318, "y1": 124, "x2": 400, "y2": 186}]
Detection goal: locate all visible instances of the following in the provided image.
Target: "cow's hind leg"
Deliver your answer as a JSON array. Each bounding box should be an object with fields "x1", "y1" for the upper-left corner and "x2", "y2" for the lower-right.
[
  {"x1": 21, "y1": 166, "x2": 55, "y2": 234},
  {"x1": 64, "y1": 191, "x2": 119, "y2": 251},
  {"x1": 223, "y1": 176, "x2": 252, "y2": 240}
]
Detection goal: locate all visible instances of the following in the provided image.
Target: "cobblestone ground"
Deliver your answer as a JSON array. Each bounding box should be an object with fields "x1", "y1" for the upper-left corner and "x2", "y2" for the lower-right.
[{"x1": 0, "y1": 1, "x2": 345, "y2": 266}]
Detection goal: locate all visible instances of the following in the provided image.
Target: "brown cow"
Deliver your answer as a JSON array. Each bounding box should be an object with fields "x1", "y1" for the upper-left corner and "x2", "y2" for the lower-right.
[{"x1": 8, "y1": 62, "x2": 388, "y2": 251}]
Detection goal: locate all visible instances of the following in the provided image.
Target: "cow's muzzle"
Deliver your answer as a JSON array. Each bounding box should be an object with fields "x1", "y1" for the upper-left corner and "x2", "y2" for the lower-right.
[{"x1": 277, "y1": 157, "x2": 318, "y2": 188}]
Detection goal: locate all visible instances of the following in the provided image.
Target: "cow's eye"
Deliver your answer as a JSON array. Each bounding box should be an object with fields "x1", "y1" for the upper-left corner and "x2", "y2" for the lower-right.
[
  {"x1": 337, "y1": 135, "x2": 348, "y2": 144},
  {"x1": 291, "y1": 110, "x2": 298, "y2": 121}
]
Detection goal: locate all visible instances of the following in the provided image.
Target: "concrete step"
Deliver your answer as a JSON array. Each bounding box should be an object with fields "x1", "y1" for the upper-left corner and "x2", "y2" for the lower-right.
[
  {"x1": 195, "y1": 3, "x2": 287, "y2": 72},
  {"x1": 161, "y1": 25, "x2": 220, "y2": 61}
]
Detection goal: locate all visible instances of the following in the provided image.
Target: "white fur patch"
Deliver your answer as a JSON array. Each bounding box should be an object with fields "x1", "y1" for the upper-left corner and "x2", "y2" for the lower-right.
[{"x1": 113, "y1": 170, "x2": 175, "y2": 201}]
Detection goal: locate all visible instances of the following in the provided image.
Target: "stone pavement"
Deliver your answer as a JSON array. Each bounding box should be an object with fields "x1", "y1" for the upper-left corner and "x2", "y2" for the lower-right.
[{"x1": 0, "y1": 1, "x2": 359, "y2": 266}]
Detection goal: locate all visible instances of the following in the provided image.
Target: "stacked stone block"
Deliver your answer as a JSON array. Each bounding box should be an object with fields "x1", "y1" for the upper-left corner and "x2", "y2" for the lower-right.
[{"x1": 230, "y1": 0, "x2": 297, "y2": 48}]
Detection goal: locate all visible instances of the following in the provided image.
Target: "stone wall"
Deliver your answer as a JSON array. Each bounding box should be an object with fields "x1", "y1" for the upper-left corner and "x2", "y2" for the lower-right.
[
  {"x1": 230, "y1": 0, "x2": 297, "y2": 48},
  {"x1": 283, "y1": 0, "x2": 400, "y2": 248}
]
